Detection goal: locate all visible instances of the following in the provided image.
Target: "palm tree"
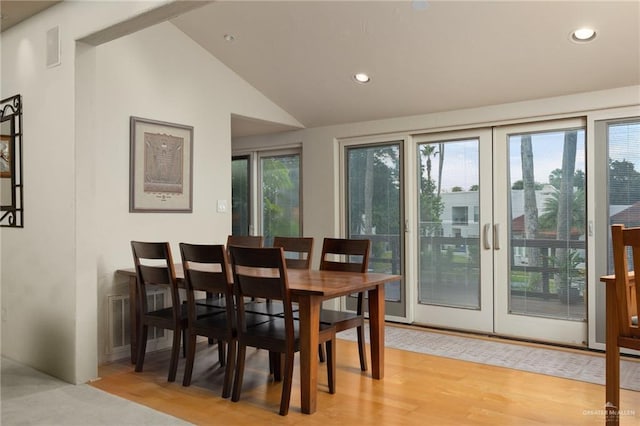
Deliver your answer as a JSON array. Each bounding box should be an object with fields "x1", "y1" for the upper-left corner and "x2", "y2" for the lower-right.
[
  {"x1": 555, "y1": 131, "x2": 579, "y2": 303},
  {"x1": 521, "y1": 135, "x2": 540, "y2": 287}
]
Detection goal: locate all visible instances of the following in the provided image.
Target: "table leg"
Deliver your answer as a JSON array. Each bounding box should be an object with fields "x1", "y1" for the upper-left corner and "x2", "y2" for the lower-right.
[
  {"x1": 298, "y1": 295, "x2": 321, "y2": 414},
  {"x1": 368, "y1": 284, "x2": 385, "y2": 379},
  {"x1": 128, "y1": 276, "x2": 138, "y2": 365},
  {"x1": 605, "y1": 280, "x2": 620, "y2": 425}
]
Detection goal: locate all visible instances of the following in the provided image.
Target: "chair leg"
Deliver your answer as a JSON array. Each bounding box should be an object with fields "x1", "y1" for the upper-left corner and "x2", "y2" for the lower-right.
[
  {"x1": 326, "y1": 338, "x2": 336, "y2": 394},
  {"x1": 279, "y1": 352, "x2": 294, "y2": 416},
  {"x1": 356, "y1": 324, "x2": 368, "y2": 372},
  {"x1": 134, "y1": 325, "x2": 148, "y2": 373},
  {"x1": 318, "y1": 344, "x2": 326, "y2": 363},
  {"x1": 222, "y1": 339, "x2": 236, "y2": 399},
  {"x1": 182, "y1": 332, "x2": 197, "y2": 386},
  {"x1": 270, "y1": 352, "x2": 283, "y2": 381},
  {"x1": 218, "y1": 340, "x2": 226, "y2": 366},
  {"x1": 182, "y1": 327, "x2": 187, "y2": 358},
  {"x1": 167, "y1": 328, "x2": 182, "y2": 382},
  {"x1": 231, "y1": 344, "x2": 247, "y2": 402}
]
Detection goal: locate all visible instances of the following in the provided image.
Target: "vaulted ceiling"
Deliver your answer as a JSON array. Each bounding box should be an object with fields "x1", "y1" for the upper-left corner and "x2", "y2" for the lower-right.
[
  {"x1": 4, "y1": 1, "x2": 639, "y2": 137},
  {"x1": 171, "y1": 1, "x2": 640, "y2": 135}
]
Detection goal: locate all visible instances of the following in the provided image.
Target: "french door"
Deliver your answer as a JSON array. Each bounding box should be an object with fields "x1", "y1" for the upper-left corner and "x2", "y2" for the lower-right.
[
  {"x1": 413, "y1": 119, "x2": 588, "y2": 345},
  {"x1": 493, "y1": 119, "x2": 587, "y2": 345},
  {"x1": 413, "y1": 129, "x2": 494, "y2": 332}
]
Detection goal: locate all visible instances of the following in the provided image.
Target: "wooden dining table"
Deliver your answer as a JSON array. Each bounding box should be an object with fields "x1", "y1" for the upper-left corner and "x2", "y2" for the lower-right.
[{"x1": 116, "y1": 266, "x2": 400, "y2": 414}]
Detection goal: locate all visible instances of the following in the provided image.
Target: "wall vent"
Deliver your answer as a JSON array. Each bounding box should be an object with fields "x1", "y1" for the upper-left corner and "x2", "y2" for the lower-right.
[
  {"x1": 107, "y1": 290, "x2": 170, "y2": 358},
  {"x1": 46, "y1": 26, "x2": 61, "y2": 68}
]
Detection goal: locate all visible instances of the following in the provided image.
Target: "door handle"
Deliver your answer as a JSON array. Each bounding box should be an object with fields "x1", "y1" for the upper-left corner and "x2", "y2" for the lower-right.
[
  {"x1": 483, "y1": 223, "x2": 491, "y2": 249},
  {"x1": 494, "y1": 224, "x2": 501, "y2": 250}
]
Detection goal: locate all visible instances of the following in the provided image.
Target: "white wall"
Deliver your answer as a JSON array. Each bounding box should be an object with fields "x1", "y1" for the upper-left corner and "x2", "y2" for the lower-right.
[
  {"x1": 1, "y1": 1, "x2": 300, "y2": 383},
  {"x1": 0, "y1": 0, "x2": 171, "y2": 386},
  {"x1": 93, "y1": 20, "x2": 301, "y2": 364}
]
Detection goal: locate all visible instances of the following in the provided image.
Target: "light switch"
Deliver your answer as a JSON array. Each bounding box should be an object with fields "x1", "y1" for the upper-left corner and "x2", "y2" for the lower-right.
[{"x1": 217, "y1": 199, "x2": 228, "y2": 213}]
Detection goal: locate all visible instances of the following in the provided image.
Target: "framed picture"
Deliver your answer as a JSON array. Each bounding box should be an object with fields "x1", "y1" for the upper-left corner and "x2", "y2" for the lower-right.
[
  {"x1": 0, "y1": 135, "x2": 10, "y2": 178},
  {"x1": 129, "y1": 116, "x2": 193, "y2": 212}
]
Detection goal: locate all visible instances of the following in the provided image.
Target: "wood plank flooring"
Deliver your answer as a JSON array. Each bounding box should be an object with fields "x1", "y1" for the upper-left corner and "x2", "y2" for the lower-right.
[{"x1": 92, "y1": 328, "x2": 640, "y2": 425}]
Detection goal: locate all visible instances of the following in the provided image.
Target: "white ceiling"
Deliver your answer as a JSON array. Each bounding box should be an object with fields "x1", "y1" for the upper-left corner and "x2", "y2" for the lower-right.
[
  {"x1": 171, "y1": 1, "x2": 640, "y2": 136},
  {"x1": 6, "y1": 1, "x2": 640, "y2": 137}
]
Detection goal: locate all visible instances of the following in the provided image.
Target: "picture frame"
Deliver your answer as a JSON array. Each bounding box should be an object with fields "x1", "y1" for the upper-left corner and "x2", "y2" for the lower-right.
[
  {"x1": 0, "y1": 135, "x2": 10, "y2": 178},
  {"x1": 129, "y1": 116, "x2": 193, "y2": 213}
]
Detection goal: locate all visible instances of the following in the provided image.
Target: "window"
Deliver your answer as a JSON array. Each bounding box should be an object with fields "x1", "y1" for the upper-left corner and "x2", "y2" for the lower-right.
[
  {"x1": 607, "y1": 119, "x2": 640, "y2": 271},
  {"x1": 260, "y1": 152, "x2": 301, "y2": 245},
  {"x1": 231, "y1": 150, "x2": 302, "y2": 244},
  {"x1": 452, "y1": 206, "x2": 468, "y2": 225}
]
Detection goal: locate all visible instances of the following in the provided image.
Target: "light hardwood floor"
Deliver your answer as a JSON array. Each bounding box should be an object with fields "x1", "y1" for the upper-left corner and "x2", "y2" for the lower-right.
[{"x1": 92, "y1": 329, "x2": 640, "y2": 425}]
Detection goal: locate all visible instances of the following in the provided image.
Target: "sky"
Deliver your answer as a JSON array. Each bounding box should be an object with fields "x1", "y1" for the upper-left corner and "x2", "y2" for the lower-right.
[{"x1": 423, "y1": 122, "x2": 639, "y2": 193}]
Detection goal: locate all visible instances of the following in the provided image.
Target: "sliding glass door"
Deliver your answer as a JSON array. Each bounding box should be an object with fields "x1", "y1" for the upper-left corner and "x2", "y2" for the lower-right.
[
  {"x1": 494, "y1": 119, "x2": 587, "y2": 344},
  {"x1": 231, "y1": 150, "x2": 302, "y2": 245},
  {"x1": 412, "y1": 120, "x2": 588, "y2": 345},
  {"x1": 344, "y1": 141, "x2": 405, "y2": 318},
  {"x1": 413, "y1": 129, "x2": 494, "y2": 331}
]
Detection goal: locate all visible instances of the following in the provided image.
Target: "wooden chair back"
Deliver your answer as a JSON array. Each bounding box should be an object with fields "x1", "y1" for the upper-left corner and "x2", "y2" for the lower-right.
[
  {"x1": 226, "y1": 234, "x2": 264, "y2": 249},
  {"x1": 610, "y1": 224, "x2": 640, "y2": 345},
  {"x1": 130, "y1": 241, "x2": 180, "y2": 322},
  {"x1": 272, "y1": 236, "x2": 314, "y2": 269},
  {"x1": 179, "y1": 243, "x2": 233, "y2": 327},
  {"x1": 228, "y1": 246, "x2": 293, "y2": 332},
  {"x1": 320, "y1": 238, "x2": 370, "y2": 273}
]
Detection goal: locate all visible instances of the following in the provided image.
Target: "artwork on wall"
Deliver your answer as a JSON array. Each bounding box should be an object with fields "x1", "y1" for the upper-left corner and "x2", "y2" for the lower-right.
[
  {"x1": 0, "y1": 135, "x2": 10, "y2": 178},
  {"x1": 129, "y1": 116, "x2": 193, "y2": 213}
]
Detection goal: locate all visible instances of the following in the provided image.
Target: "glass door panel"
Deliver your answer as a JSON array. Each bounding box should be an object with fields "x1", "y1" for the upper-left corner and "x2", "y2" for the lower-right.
[
  {"x1": 345, "y1": 142, "x2": 405, "y2": 318},
  {"x1": 494, "y1": 119, "x2": 588, "y2": 345},
  {"x1": 413, "y1": 129, "x2": 494, "y2": 332},
  {"x1": 260, "y1": 152, "x2": 301, "y2": 246},
  {"x1": 231, "y1": 155, "x2": 251, "y2": 236},
  {"x1": 607, "y1": 120, "x2": 640, "y2": 236}
]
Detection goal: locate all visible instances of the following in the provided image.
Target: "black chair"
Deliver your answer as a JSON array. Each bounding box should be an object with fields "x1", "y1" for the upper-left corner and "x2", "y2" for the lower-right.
[
  {"x1": 272, "y1": 236, "x2": 314, "y2": 270},
  {"x1": 180, "y1": 243, "x2": 271, "y2": 396},
  {"x1": 318, "y1": 238, "x2": 370, "y2": 371},
  {"x1": 229, "y1": 246, "x2": 336, "y2": 416},
  {"x1": 130, "y1": 241, "x2": 218, "y2": 382}
]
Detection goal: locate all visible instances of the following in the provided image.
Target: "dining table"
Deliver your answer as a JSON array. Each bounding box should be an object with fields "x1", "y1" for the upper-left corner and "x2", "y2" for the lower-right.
[{"x1": 116, "y1": 265, "x2": 400, "y2": 414}]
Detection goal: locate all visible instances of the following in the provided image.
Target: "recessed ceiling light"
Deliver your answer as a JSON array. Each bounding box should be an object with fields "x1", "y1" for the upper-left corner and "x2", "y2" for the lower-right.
[
  {"x1": 571, "y1": 28, "x2": 596, "y2": 42},
  {"x1": 353, "y1": 73, "x2": 371, "y2": 84},
  {"x1": 223, "y1": 34, "x2": 235, "y2": 42}
]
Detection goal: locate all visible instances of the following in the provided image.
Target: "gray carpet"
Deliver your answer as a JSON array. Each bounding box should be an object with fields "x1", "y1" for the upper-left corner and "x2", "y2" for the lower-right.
[
  {"x1": 338, "y1": 325, "x2": 640, "y2": 392},
  {"x1": 1, "y1": 357, "x2": 190, "y2": 426}
]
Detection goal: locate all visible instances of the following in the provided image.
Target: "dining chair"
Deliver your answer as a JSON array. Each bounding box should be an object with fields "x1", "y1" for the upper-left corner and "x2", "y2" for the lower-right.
[
  {"x1": 180, "y1": 243, "x2": 272, "y2": 396},
  {"x1": 601, "y1": 224, "x2": 640, "y2": 424},
  {"x1": 228, "y1": 246, "x2": 336, "y2": 416},
  {"x1": 226, "y1": 234, "x2": 286, "y2": 318},
  {"x1": 272, "y1": 236, "x2": 314, "y2": 270},
  {"x1": 269, "y1": 236, "x2": 312, "y2": 373},
  {"x1": 318, "y1": 237, "x2": 371, "y2": 371},
  {"x1": 130, "y1": 241, "x2": 219, "y2": 382}
]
